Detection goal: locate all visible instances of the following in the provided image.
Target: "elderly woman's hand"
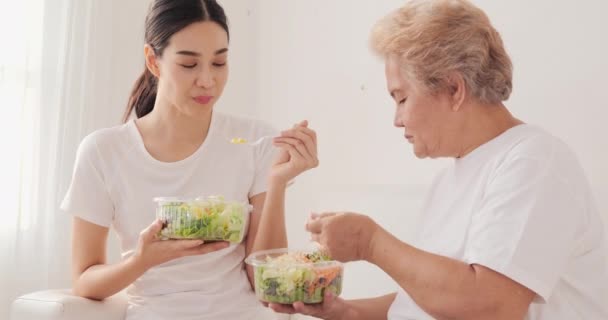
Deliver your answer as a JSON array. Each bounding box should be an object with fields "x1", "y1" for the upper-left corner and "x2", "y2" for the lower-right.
[
  {"x1": 306, "y1": 212, "x2": 380, "y2": 262},
  {"x1": 267, "y1": 292, "x2": 356, "y2": 320}
]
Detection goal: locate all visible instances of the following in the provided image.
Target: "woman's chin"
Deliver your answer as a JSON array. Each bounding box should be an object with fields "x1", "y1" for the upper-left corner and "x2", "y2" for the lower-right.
[
  {"x1": 180, "y1": 103, "x2": 214, "y2": 117},
  {"x1": 412, "y1": 149, "x2": 427, "y2": 159}
]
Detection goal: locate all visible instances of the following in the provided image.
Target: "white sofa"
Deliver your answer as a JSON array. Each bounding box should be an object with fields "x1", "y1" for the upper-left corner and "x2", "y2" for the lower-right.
[
  {"x1": 10, "y1": 289, "x2": 308, "y2": 320},
  {"x1": 10, "y1": 289, "x2": 127, "y2": 320}
]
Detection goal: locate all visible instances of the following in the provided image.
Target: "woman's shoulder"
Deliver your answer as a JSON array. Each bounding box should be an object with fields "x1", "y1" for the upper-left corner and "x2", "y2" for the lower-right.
[
  {"x1": 493, "y1": 124, "x2": 586, "y2": 181},
  {"x1": 505, "y1": 125, "x2": 576, "y2": 162},
  {"x1": 76, "y1": 122, "x2": 133, "y2": 157}
]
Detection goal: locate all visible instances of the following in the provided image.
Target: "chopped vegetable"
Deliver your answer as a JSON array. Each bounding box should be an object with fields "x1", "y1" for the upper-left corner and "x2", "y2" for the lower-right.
[
  {"x1": 230, "y1": 137, "x2": 248, "y2": 144},
  {"x1": 248, "y1": 249, "x2": 343, "y2": 304},
  {"x1": 155, "y1": 196, "x2": 249, "y2": 243}
]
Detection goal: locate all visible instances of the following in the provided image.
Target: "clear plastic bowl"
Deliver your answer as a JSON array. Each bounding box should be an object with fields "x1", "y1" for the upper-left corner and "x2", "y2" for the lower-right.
[
  {"x1": 245, "y1": 248, "x2": 343, "y2": 304},
  {"x1": 154, "y1": 196, "x2": 251, "y2": 244}
]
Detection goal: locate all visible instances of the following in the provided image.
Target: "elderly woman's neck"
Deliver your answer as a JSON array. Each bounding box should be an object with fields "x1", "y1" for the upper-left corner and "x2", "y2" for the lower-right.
[{"x1": 457, "y1": 102, "x2": 523, "y2": 158}]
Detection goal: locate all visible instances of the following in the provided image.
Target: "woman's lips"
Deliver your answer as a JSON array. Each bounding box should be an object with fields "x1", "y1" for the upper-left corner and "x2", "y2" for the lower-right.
[{"x1": 194, "y1": 96, "x2": 214, "y2": 104}]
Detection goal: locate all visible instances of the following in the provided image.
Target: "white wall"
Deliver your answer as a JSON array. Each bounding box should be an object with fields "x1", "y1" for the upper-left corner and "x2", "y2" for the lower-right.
[{"x1": 253, "y1": 0, "x2": 608, "y2": 316}]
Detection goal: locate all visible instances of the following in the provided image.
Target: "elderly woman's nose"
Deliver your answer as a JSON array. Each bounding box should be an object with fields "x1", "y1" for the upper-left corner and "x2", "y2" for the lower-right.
[{"x1": 394, "y1": 113, "x2": 404, "y2": 128}]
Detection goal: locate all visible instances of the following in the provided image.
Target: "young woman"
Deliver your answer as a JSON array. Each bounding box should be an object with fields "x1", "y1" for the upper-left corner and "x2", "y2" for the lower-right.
[{"x1": 62, "y1": 1, "x2": 318, "y2": 319}]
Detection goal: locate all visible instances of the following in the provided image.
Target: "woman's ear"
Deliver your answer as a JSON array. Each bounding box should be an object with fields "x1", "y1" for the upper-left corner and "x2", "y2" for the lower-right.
[
  {"x1": 446, "y1": 71, "x2": 466, "y2": 111},
  {"x1": 144, "y1": 44, "x2": 160, "y2": 78}
]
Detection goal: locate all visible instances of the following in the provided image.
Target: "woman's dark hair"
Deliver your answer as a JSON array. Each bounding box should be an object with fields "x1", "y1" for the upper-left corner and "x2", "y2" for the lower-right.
[{"x1": 123, "y1": 0, "x2": 229, "y2": 122}]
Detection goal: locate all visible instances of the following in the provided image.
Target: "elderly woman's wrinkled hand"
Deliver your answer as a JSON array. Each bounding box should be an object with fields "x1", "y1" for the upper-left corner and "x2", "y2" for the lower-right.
[
  {"x1": 306, "y1": 212, "x2": 380, "y2": 262},
  {"x1": 267, "y1": 291, "x2": 355, "y2": 320}
]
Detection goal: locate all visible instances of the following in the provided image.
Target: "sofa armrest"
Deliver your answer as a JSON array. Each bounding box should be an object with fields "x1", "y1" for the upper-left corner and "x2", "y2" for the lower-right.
[{"x1": 10, "y1": 289, "x2": 127, "y2": 320}]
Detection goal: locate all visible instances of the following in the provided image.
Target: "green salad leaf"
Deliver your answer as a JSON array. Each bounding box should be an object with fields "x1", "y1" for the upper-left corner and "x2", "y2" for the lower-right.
[{"x1": 156, "y1": 196, "x2": 247, "y2": 243}]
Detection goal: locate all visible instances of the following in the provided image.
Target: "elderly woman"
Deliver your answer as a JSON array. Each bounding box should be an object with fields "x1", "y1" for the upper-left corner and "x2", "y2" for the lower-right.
[{"x1": 270, "y1": 0, "x2": 608, "y2": 319}]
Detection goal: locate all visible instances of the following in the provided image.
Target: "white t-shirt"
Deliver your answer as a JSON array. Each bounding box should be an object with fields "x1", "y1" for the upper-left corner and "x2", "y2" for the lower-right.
[
  {"x1": 61, "y1": 111, "x2": 281, "y2": 320},
  {"x1": 387, "y1": 124, "x2": 608, "y2": 320}
]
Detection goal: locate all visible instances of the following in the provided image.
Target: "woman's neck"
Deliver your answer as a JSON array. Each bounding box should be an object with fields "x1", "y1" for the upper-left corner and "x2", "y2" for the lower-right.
[
  {"x1": 139, "y1": 101, "x2": 213, "y2": 144},
  {"x1": 456, "y1": 103, "x2": 523, "y2": 158}
]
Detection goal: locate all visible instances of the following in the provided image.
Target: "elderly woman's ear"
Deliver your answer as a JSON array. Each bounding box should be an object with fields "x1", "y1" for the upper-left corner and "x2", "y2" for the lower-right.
[{"x1": 446, "y1": 71, "x2": 467, "y2": 111}]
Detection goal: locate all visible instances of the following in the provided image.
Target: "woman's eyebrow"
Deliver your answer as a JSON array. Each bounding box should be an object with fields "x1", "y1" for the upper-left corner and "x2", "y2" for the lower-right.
[{"x1": 176, "y1": 48, "x2": 228, "y2": 56}]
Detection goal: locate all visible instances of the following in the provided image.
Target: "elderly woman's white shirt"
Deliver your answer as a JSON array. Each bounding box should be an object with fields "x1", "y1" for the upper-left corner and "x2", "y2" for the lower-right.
[{"x1": 388, "y1": 124, "x2": 608, "y2": 320}]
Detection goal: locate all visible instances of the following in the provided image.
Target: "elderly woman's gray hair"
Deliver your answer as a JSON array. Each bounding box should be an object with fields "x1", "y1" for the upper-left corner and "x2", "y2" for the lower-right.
[{"x1": 370, "y1": 0, "x2": 512, "y2": 104}]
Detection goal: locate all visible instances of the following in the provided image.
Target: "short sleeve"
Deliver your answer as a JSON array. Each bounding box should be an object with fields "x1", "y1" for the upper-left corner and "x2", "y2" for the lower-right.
[
  {"x1": 464, "y1": 154, "x2": 581, "y2": 302},
  {"x1": 248, "y1": 125, "x2": 280, "y2": 198},
  {"x1": 60, "y1": 133, "x2": 114, "y2": 227}
]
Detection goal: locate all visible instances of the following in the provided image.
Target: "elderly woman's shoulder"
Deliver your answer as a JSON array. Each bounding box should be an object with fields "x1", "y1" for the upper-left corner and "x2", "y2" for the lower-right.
[{"x1": 504, "y1": 124, "x2": 580, "y2": 167}]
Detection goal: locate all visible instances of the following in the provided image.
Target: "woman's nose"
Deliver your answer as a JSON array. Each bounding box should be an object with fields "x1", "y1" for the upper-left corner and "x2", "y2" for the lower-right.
[
  {"x1": 393, "y1": 112, "x2": 404, "y2": 128},
  {"x1": 196, "y1": 67, "x2": 214, "y2": 88}
]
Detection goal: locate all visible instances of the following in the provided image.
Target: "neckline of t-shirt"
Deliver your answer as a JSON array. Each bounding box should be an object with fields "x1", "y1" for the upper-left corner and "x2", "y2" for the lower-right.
[
  {"x1": 455, "y1": 123, "x2": 534, "y2": 165},
  {"x1": 126, "y1": 112, "x2": 219, "y2": 168}
]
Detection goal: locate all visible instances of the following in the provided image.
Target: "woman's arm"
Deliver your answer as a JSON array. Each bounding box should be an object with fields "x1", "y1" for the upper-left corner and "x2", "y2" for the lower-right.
[
  {"x1": 368, "y1": 224, "x2": 535, "y2": 320},
  {"x1": 244, "y1": 120, "x2": 319, "y2": 288},
  {"x1": 307, "y1": 213, "x2": 535, "y2": 320},
  {"x1": 346, "y1": 293, "x2": 397, "y2": 320},
  {"x1": 244, "y1": 182, "x2": 288, "y2": 286},
  {"x1": 72, "y1": 217, "x2": 228, "y2": 300},
  {"x1": 72, "y1": 217, "x2": 146, "y2": 300}
]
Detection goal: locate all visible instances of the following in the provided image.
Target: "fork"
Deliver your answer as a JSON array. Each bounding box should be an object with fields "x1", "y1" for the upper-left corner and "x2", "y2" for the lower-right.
[{"x1": 228, "y1": 135, "x2": 274, "y2": 146}]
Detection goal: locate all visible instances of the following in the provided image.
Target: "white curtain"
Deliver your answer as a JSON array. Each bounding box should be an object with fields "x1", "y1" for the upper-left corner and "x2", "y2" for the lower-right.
[{"x1": 0, "y1": 0, "x2": 148, "y2": 317}]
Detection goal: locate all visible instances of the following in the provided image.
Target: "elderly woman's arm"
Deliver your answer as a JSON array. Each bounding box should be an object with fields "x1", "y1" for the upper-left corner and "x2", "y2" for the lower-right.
[
  {"x1": 305, "y1": 212, "x2": 537, "y2": 320},
  {"x1": 368, "y1": 225, "x2": 535, "y2": 320},
  {"x1": 346, "y1": 293, "x2": 397, "y2": 320}
]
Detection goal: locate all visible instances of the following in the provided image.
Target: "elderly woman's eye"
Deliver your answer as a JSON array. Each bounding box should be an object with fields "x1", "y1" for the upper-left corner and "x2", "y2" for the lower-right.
[{"x1": 399, "y1": 98, "x2": 407, "y2": 105}]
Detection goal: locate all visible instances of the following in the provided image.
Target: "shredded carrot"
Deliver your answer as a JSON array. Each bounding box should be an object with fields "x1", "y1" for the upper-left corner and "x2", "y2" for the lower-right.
[{"x1": 307, "y1": 265, "x2": 341, "y2": 295}]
